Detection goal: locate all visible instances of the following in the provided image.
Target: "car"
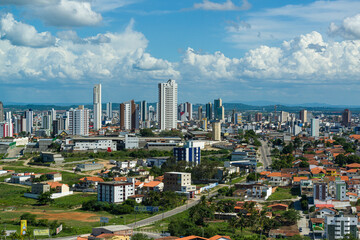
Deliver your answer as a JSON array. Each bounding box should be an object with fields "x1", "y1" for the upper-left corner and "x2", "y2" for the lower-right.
[{"x1": 299, "y1": 228, "x2": 303, "y2": 232}]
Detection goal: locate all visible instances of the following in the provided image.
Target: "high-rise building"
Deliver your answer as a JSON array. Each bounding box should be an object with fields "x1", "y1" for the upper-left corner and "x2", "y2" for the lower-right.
[
  {"x1": 205, "y1": 102, "x2": 212, "y2": 120},
  {"x1": 25, "y1": 109, "x2": 33, "y2": 134},
  {"x1": 311, "y1": 118, "x2": 319, "y2": 137},
  {"x1": 235, "y1": 113, "x2": 242, "y2": 124},
  {"x1": 50, "y1": 108, "x2": 56, "y2": 121},
  {"x1": 299, "y1": 109, "x2": 308, "y2": 124},
  {"x1": 325, "y1": 213, "x2": 358, "y2": 240},
  {"x1": 214, "y1": 98, "x2": 224, "y2": 121},
  {"x1": 178, "y1": 102, "x2": 192, "y2": 122},
  {"x1": 280, "y1": 111, "x2": 289, "y2": 123},
  {"x1": 148, "y1": 105, "x2": 156, "y2": 122},
  {"x1": 42, "y1": 115, "x2": 52, "y2": 130},
  {"x1": 93, "y1": 84, "x2": 102, "y2": 131},
  {"x1": 212, "y1": 122, "x2": 221, "y2": 141},
  {"x1": 0, "y1": 101, "x2": 3, "y2": 122},
  {"x1": 158, "y1": 79, "x2": 178, "y2": 130},
  {"x1": 120, "y1": 100, "x2": 139, "y2": 131},
  {"x1": 173, "y1": 141, "x2": 201, "y2": 166},
  {"x1": 313, "y1": 182, "x2": 328, "y2": 201},
  {"x1": 97, "y1": 181, "x2": 135, "y2": 203},
  {"x1": 342, "y1": 109, "x2": 351, "y2": 127},
  {"x1": 198, "y1": 106, "x2": 203, "y2": 120},
  {"x1": 106, "y1": 102, "x2": 112, "y2": 119},
  {"x1": 69, "y1": 106, "x2": 89, "y2": 136},
  {"x1": 255, "y1": 113, "x2": 262, "y2": 122},
  {"x1": 140, "y1": 101, "x2": 147, "y2": 122},
  {"x1": 52, "y1": 120, "x2": 60, "y2": 136},
  {"x1": 0, "y1": 122, "x2": 13, "y2": 138}
]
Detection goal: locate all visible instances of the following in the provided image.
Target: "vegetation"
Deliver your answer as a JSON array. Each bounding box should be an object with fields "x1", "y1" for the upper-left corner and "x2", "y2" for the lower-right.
[
  {"x1": 335, "y1": 154, "x2": 360, "y2": 167},
  {"x1": 267, "y1": 187, "x2": 298, "y2": 201},
  {"x1": 140, "y1": 129, "x2": 155, "y2": 137}
]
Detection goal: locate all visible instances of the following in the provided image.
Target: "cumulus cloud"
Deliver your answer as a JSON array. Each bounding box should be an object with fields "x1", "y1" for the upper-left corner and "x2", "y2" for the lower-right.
[
  {"x1": 193, "y1": 0, "x2": 251, "y2": 11},
  {"x1": 0, "y1": 13, "x2": 56, "y2": 48},
  {"x1": 329, "y1": 14, "x2": 360, "y2": 39},
  {"x1": 0, "y1": 0, "x2": 102, "y2": 27},
  {"x1": 180, "y1": 31, "x2": 360, "y2": 83},
  {"x1": 34, "y1": 0, "x2": 102, "y2": 27},
  {"x1": 0, "y1": 19, "x2": 179, "y2": 84}
]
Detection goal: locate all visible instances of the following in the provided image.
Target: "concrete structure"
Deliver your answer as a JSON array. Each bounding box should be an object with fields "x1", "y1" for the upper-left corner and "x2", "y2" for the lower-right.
[
  {"x1": 74, "y1": 139, "x2": 117, "y2": 151},
  {"x1": 300, "y1": 109, "x2": 308, "y2": 124},
  {"x1": 93, "y1": 84, "x2": 102, "y2": 131},
  {"x1": 206, "y1": 102, "x2": 212, "y2": 120},
  {"x1": 0, "y1": 101, "x2": 3, "y2": 122},
  {"x1": 314, "y1": 182, "x2": 329, "y2": 201},
  {"x1": 198, "y1": 106, "x2": 203, "y2": 120},
  {"x1": 178, "y1": 102, "x2": 192, "y2": 121},
  {"x1": 342, "y1": 109, "x2": 351, "y2": 127},
  {"x1": 173, "y1": 142, "x2": 201, "y2": 166},
  {"x1": 25, "y1": 109, "x2": 33, "y2": 134},
  {"x1": 31, "y1": 183, "x2": 51, "y2": 194},
  {"x1": 120, "y1": 100, "x2": 139, "y2": 131},
  {"x1": 325, "y1": 212, "x2": 358, "y2": 240},
  {"x1": 76, "y1": 163, "x2": 104, "y2": 172},
  {"x1": 124, "y1": 134, "x2": 139, "y2": 149},
  {"x1": 214, "y1": 98, "x2": 224, "y2": 121},
  {"x1": 106, "y1": 102, "x2": 113, "y2": 119},
  {"x1": 163, "y1": 172, "x2": 195, "y2": 195},
  {"x1": 311, "y1": 118, "x2": 320, "y2": 137},
  {"x1": 140, "y1": 100, "x2": 147, "y2": 122},
  {"x1": 41, "y1": 152, "x2": 65, "y2": 163},
  {"x1": 146, "y1": 157, "x2": 169, "y2": 168},
  {"x1": 158, "y1": 79, "x2": 177, "y2": 130},
  {"x1": 255, "y1": 113, "x2": 262, "y2": 122},
  {"x1": 69, "y1": 106, "x2": 89, "y2": 136},
  {"x1": 97, "y1": 181, "x2": 135, "y2": 203},
  {"x1": 91, "y1": 225, "x2": 133, "y2": 237},
  {"x1": 212, "y1": 122, "x2": 221, "y2": 141}
]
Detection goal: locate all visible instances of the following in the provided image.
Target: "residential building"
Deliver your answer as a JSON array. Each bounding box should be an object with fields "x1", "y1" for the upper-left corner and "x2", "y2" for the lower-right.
[
  {"x1": 178, "y1": 102, "x2": 192, "y2": 121},
  {"x1": 313, "y1": 182, "x2": 329, "y2": 201},
  {"x1": 158, "y1": 79, "x2": 178, "y2": 130},
  {"x1": 311, "y1": 118, "x2": 320, "y2": 137},
  {"x1": 41, "y1": 152, "x2": 65, "y2": 163},
  {"x1": 206, "y1": 102, "x2": 212, "y2": 120},
  {"x1": 69, "y1": 106, "x2": 89, "y2": 136},
  {"x1": 0, "y1": 101, "x2": 3, "y2": 122},
  {"x1": 140, "y1": 100, "x2": 147, "y2": 122},
  {"x1": 300, "y1": 109, "x2": 308, "y2": 124},
  {"x1": 212, "y1": 122, "x2": 221, "y2": 141},
  {"x1": 325, "y1": 212, "x2": 358, "y2": 240},
  {"x1": 76, "y1": 163, "x2": 104, "y2": 172},
  {"x1": 0, "y1": 122, "x2": 13, "y2": 138},
  {"x1": 342, "y1": 109, "x2": 351, "y2": 127},
  {"x1": 214, "y1": 98, "x2": 224, "y2": 121},
  {"x1": 120, "y1": 100, "x2": 139, "y2": 131},
  {"x1": 97, "y1": 181, "x2": 135, "y2": 203},
  {"x1": 163, "y1": 172, "x2": 194, "y2": 193},
  {"x1": 93, "y1": 84, "x2": 102, "y2": 131},
  {"x1": 173, "y1": 141, "x2": 201, "y2": 166},
  {"x1": 146, "y1": 157, "x2": 169, "y2": 168},
  {"x1": 255, "y1": 113, "x2": 262, "y2": 122},
  {"x1": 106, "y1": 102, "x2": 112, "y2": 119},
  {"x1": 25, "y1": 109, "x2": 33, "y2": 134},
  {"x1": 42, "y1": 115, "x2": 52, "y2": 130},
  {"x1": 198, "y1": 106, "x2": 203, "y2": 120},
  {"x1": 124, "y1": 134, "x2": 139, "y2": 149},
  {"x1": 73, "y1": 139, "x2": 117, "y2": 151},
  {"x1": 280, "y1": 111, "x2": 289, "y2": 123}
]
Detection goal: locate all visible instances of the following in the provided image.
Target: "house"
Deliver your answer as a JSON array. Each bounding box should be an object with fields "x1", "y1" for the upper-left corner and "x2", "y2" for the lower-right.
[
  {"x1": 142, "y1": 181, "x2": 164, "y2": 193},
  {"x1": 300, "y1": 179, "x2": 313, "y2": 197},
  {"x1": 268, "y1": 228, "x2": 300, "y2": 238},
  {"x1": 346, "y1": 163, "x2": 360, "y2": 170},
  {"x1": 128, "y1": 195, "x2": 144, "y2": 204},
  {"x1": 315, "y1": 207, "x2": 337, "y2": 218},
  {"x1": 311, "y1": 167, "x2": 326, "y2": 178},
  {"x1": 79, "y1": 177, "x2": 104, "y2": 188},
  {"x1": 267, "y1": 204, "x2": 288, "y2": 211},
  {"x1": 267, "y1": 172, "x2": 292, "y2": 186},
  {"x1": 293, "y1": 177, "x2": 309, "y2": 186},
  {"x1": 247, "y1": 183, "x2": 272, "y2": 200},
  {"x1": 346, "y1": 192, "x2": 358, "y2": 202},
  {"x1": 346, "y1": 169, "x2": 358, "y2": 177},
  {"x1": 45, "y1": 172, "x2": 62, "y2": 182}
]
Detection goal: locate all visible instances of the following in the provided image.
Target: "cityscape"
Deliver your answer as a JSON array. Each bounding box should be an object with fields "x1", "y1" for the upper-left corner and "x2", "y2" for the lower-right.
[{"x1": 1, "y1": 1, "x2": 360, "y2": 240}]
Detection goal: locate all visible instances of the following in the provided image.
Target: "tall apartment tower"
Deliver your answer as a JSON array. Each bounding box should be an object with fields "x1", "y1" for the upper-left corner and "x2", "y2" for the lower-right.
[
  {"x1": 158, "y1": 79, "x2": 178, "y2": 130},
  {"x1": 212, "y1": 122, "x2": 221, "y2": 141},
  {"x1": 140, "y1": 101, "x2": 147, "y2": 122},
  {"x1": 93, "y1": 84, "x2": 102, "y2": 131},
  {"x1": 342, "y1": 109, "x2": 351, "y2": 127},
  {"x1": 214, "y1": 98, "x2": 224, "y2": 121},
  {"x1": 299, "y1": 109, "x2": 307, "y2": 124},
  {"x1": 255, "y1": 113, "x2": 262, "y2": 122},
  {"x1": 106, "y1": 102, "x2": 112, "y2": 119},
  {"x1": 0, "y1": 101, "x2": 4, "y2": 122},
  {"x1": 198, "y1": 106, "x2": 203, "y2": 120},
  {"x1": 178, "y1": 102, "x2": 192, "y2": 121},
  {"x1": 311, "y1": 118, "x2": 319, "y2": 137},
  {"x1": 205, "y1": 102, "x2": 212, "y2": 120},
  {"x1": 25, "y1": 109, "x2": 33, "y2": 134},
  {"x1": 69, "y1": 106, "x2": 89, "y2": 136},
  {"x1": 120, "y1": 100, "x2": 139, "y2": 131}
]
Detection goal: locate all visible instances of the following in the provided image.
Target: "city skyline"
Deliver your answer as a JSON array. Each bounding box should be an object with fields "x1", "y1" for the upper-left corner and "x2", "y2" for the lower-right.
[{"x1": 0, "y1": 1, "x2": 360, "y2": 104}]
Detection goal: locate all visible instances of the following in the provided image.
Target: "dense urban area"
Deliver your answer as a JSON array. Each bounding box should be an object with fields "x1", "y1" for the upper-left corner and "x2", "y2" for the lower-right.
[{"x1": 1, "y1": 81, "x2": 360, "y2": 240}]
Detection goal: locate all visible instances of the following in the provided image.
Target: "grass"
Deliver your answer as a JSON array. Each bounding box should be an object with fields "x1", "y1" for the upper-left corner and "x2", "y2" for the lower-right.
[
  {"x1": 51, "y1": 193, "x2": 97, "y2": 209},
  {"x1": 267, "y1": 187, "x2": 298, "y2": 201},
  {"x1": 230, "y1": 176, "x2": 246, "y2": 184},
  {"x1": 0, "y1": 183, "x2": 36, "y2": 207}
]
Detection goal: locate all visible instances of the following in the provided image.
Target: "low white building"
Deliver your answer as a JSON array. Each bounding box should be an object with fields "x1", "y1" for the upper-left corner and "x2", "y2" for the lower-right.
[
  {"x1": 247, "y1": 183, "x2": 273, "y2": 200},
  {"x1": 73, "y1": 139, "x2": 117, "y2": 151},
  {"x1": 125, "y1": 134, "x2": 139, "y2": 149},
  {"x1": 97, "y1": 180, "x2": 135, "y2": 203},
  {"x1": 116, "y1": 161, "x2": 137, "y2": 169}
]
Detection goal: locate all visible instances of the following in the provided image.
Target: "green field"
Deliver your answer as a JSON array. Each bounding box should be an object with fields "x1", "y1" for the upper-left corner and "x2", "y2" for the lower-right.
[
  {"x1": 267, "y1": 187, "x2": 298, "y2": 201},
  {"x1": 0, "y1": 183, "x2": 35, "y2": 207}
]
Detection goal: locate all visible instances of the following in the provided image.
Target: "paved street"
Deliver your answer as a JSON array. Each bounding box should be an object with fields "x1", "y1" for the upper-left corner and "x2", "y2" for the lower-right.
[
  {"x1": 259, "y1": 139, "x2": 272, "y2": 169},
  {"x1": 294, "y1": 200, "x2": 310, "y2": 236}
]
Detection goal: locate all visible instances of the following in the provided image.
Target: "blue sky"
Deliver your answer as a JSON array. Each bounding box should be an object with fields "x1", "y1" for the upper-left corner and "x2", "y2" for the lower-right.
[{"x1": 1, "y1": 0, "x2": 360, "y2": 105}]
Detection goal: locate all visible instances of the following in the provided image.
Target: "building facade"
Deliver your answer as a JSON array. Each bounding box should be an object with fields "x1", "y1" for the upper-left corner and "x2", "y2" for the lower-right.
[
  {"x1": 69, "y1": 106, "x2": 89, "y2": 136},
  {"x1": 325, "y1": 213, "x2": 358, "y2": 240},
  {"x1": 93, "y1": 84, "x2": 102, "y2": 131},
  {"x1": 158, "y1": 79, "x2": 178, "y2": 130},
  {"x1": 97, "y1": 181, "x2": 135, "y2": 203}
]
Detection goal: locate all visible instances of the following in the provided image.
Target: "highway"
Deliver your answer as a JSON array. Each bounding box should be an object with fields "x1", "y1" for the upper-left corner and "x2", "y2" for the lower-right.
[{"x1": 259, "y1": 139, "x2": 272, "y2": 170}]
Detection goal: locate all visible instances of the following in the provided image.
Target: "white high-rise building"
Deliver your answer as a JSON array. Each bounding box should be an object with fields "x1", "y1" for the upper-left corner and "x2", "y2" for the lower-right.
[
  {"x1": 311, "y1": 118, "x2": 319, "y2": 137},
  {"x1": 158, "y1": 79, "x2": 178, "y2": 130},
  {"x1": 50, "y1": 108, "x2": 56, "y2": 121},
  {"x1": 69, "y1": 106, "x2": 89, "y2": 136},
  {"x1": 42, "y1": 115, "x2": 52, "y2": 130},
  {"x1": 93, "y1": 84, "x2": 102, "y2": 131},
  {"x1": 25, "y1": 109, "x2": 33, "y2": 134},
  {"x1": 106, "y1": 102, "x2": 112, "y2": 119}
]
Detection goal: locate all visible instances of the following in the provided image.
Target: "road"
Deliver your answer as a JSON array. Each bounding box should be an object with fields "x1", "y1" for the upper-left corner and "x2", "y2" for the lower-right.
[
  {"x1": 294, "y1": 200, "x2": 310, "y2": 236},
  {"x1": 4, "y1": 146, "x2": 24, "y2": 159},
  {"x1": 259, "y1": 139, "x2": 272, "y2": 170}
]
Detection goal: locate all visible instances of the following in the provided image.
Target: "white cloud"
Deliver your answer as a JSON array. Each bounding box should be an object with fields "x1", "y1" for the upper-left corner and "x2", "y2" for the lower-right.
[
  {"x1": 91, "y1": 0, "x2": 140, "y2": 12},
  {"x1": 34, "y1": 0, "x2": 102, "y2": 27},
  {"x1": 0, "y1": 13, "x2": 56, "y2": 48},
  {"x1": 329, "y1": 14, "x2": 360, "y2": 40},
  {"x1": 193, "y1": 0, "x2": 251, "y2": 11},
  {"x1": 180, "y1": 31, "x2": 360, "y2": 84}
]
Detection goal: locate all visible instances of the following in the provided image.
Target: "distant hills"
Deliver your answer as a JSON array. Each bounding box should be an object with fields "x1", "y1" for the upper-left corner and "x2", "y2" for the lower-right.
[{"x1": 3, "y1": 102, "x2": 360, "y2": 113}]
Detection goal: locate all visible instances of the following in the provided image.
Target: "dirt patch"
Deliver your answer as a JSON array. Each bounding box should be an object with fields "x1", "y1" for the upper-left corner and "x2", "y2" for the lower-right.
[{"x1": 17, "y1": 210, "x2": 100, "y2": 222}]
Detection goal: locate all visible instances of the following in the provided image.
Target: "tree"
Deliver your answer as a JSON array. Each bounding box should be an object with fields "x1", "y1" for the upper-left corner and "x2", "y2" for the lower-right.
[
  {"x1": 37, "y1": 192, "x2": 54, "y2": 205},
  {"x1": 140, "y1": 129, "x2": 155, "y2": 137},
  {"x1": 20, "y1": 213, "x2": 37, "y2": 225},
  {"x1": 246, "y1": 172, "x2": 260, "y2": 182},
  {"x1": 280, "y1": 209, "x2": 301, "y2": 225},
  {"x1": 131, "y1": 233, "x2": 153, "y2": 240}
]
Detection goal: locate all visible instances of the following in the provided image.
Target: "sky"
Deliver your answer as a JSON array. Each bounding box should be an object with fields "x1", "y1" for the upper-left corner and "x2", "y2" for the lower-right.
[{"x1": 1, "y1": 0, "x2": 360, "y2": 105}]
